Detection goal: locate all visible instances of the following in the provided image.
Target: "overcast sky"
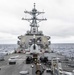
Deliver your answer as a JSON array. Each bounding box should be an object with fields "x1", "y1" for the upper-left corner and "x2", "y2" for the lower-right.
[{"x1": 0, "y1": 0, "x2": 74, "y2": 44}]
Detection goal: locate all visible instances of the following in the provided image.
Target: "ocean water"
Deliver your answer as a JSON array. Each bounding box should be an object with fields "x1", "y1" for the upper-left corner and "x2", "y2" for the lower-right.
[
  {"x1": 0, "y1": 44, "x2": 17, "y2": 53},
  {"x1": 0, "y1": 44, "x2": 74, "y2": 57},
  {"x1": 51, "y1": 43, "x2": 74, "y2": 57}
]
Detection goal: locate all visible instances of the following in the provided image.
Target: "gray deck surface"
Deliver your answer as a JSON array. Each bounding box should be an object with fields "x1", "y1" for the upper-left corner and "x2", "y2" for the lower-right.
[
  {"x1": 0, "y1": 53, "x2": 74, "y2": 75},
  {"x1": 0, "y1": 53, "x2": 52, "y2": 75}
]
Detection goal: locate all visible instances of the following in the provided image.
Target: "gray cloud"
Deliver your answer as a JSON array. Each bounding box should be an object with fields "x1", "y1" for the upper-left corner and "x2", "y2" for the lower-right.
[{"x1": 0, "y1": 0, "x2": 74, "y2": 43}]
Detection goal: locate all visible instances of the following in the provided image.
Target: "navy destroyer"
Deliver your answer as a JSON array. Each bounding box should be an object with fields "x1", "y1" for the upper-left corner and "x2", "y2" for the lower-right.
[
  {"x1": 17, "y1": 3, "x2": 51, "y2": 53},
  {"x1": 0, "y1": 3, "x2": 74, "y2": 75}
]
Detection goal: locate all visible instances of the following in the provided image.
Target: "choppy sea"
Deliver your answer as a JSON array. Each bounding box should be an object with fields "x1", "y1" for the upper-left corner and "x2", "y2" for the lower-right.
[
  {"x1": 51, "y1": 43, "x2": 74, "y2": 57},
  {"x1": 0, "y1": 43, "x2": 74, "y2": 57},
  {"x1": 0, "y1": 44, "x2": 17, "y2": 54}
]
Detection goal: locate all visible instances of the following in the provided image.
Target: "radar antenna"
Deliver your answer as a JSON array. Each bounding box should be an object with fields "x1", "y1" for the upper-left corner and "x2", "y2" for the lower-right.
[{"x1": 22, "y1": 3, "x2": 47, "y2": 35}]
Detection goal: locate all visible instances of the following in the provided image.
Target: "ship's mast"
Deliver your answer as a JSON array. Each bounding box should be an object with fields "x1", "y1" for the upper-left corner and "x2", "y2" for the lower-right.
[{"x1": 22, "y1": 3, "x2": 47, "y2": 35}]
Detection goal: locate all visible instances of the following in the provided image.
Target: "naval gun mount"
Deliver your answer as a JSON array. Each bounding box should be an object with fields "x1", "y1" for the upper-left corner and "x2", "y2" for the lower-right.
[{"x1": 26, "y1": 35, "x2": 43, "y2": 63}]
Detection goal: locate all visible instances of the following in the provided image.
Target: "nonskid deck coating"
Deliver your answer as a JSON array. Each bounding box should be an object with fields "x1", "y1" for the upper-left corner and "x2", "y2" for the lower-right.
[
  {"x1": 0, "y1": 53, "x2": 74, "y2": 75},
  {"x1": 0, "y1": 53, "x2": 52, "y2": 75}
]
